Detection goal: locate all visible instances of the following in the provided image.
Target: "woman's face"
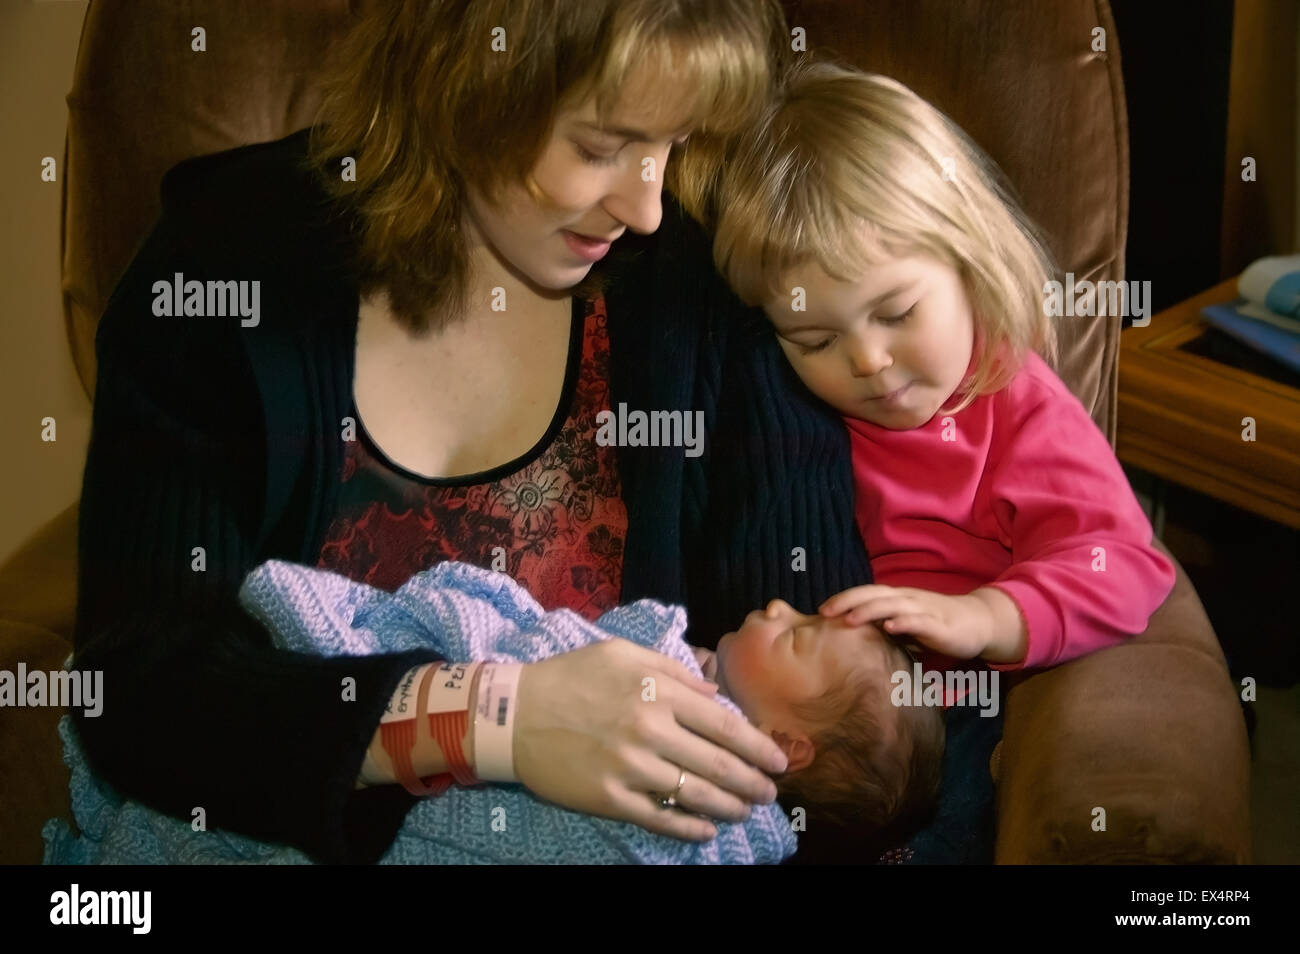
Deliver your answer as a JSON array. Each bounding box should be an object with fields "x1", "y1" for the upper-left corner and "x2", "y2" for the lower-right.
[{"x1": 463, "y1": 76, "x2": 694, "y2": 292}]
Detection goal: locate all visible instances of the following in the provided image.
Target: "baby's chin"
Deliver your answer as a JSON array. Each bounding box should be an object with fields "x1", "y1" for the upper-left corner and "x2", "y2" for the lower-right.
[
  {"x1": 712, "y1": 642, "x2": 766, "y2": 727},
  {"x1": 713, "y1": 670, "x2": 761, "y2": 726}
]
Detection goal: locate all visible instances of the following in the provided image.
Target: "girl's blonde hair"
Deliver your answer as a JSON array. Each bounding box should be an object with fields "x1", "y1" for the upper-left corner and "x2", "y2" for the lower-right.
[
  {"x1": 714, "y1": 61, "x2": 1059, "y2": 413},
  {"x1": 304, "y1": 0, "x2": 785, "y2": 335}
]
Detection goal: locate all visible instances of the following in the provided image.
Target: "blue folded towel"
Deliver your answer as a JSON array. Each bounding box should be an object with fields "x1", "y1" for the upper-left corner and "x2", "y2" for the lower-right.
[{"x1": 43, "y1": 560, "x2": 797, "y2": 864}]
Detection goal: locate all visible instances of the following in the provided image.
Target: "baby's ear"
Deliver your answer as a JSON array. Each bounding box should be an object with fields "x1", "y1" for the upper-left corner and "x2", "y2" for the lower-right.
[{"x1": 771, "y1": 730, "x2": 815, "y2": 773}]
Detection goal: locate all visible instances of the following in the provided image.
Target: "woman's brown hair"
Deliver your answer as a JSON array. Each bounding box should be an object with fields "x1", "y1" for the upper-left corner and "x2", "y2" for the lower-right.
[{"x1": 305, "y1": 0, "x2": 786, "y2": 334}]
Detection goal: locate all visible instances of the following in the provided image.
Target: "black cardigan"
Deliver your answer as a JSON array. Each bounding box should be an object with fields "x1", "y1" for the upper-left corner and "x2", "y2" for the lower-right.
[{"x1": 70, "y1": 129, "x2": 873, "y2": 863}]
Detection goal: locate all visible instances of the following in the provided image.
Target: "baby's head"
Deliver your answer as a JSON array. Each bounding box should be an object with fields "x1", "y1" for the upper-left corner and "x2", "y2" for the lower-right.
[
  {"x1": 713, "y1": 61, "x2": 1057, "y2": 428},
  {"x1": 716, "y1": 599, "x2": 944, "y2": 844}
]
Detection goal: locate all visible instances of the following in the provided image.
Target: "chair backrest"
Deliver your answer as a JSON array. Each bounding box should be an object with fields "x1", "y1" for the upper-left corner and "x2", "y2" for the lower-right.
[
  {"x1": 63, "y1": 0, "x2": 1127, "y2": 442},
  {"x1": 62, "y1": 0, "x2": 353, "y2": 398},
  {"x1": 781, "y1": 0, "x2": 1128, "y2": 442}
]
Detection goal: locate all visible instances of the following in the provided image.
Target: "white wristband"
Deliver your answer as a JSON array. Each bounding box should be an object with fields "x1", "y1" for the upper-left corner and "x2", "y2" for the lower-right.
[
  {"x1": 472, "y1": 663, "x2": 523, "y2": 782},
  {"x1": 425, "y1": 662, "x2": 481, "y2": 716}
]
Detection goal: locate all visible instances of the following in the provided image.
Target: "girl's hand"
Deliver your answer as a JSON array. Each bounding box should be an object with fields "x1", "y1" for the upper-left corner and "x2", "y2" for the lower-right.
[
  {"x1": 818, "y1": 584, "x2": 993, "y2": 660},
  {"x1": 510, "y1": 639, "x2": 788, "y2": 842}
]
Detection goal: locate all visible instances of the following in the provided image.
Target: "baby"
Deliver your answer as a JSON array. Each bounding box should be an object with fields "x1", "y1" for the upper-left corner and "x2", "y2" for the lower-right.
[
  {"x1": 700, "y1": 597, "x2": 946, "y2": 849},
  {"x1": 705, "y1": 61, "x2": 1176, "y2": 826}
]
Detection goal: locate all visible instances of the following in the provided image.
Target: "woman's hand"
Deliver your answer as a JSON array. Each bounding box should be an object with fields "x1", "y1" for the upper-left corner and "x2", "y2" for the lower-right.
[
  {"x1": 818, "y1": 584, "x2": 994, "y2": 659},
  {"x1": 511, "y1": 639, "x2": 789, "y2": 841}
]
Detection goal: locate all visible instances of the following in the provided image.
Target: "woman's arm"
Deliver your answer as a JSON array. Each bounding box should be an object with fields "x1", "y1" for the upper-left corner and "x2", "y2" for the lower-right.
[
  {"x1": 72, "y1": 204, "x2": 444, "y2": 864},
  {"x1": 354, "y1": 662, "x2": 474, "y2": 789},
  {"x1": 356, "y1": 647, "x2": 789, "y2": 846}
]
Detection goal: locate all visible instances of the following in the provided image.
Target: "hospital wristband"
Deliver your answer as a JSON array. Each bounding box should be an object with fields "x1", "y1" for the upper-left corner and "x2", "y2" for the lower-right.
[
  {"x1": 379, "y1": 663, "x2": 446, "y2": 797},
  {"x1": 424, "y1": 662, "x2": 482, "y2": 787},
  {"x1": 472, "y1": 663, "x2": 523, "y2": 782}
]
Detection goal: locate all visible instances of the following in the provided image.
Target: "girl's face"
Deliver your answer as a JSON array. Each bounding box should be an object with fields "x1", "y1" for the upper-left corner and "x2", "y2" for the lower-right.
[
  {"x1": 463, "y1": 75, "x2": 693, "y2": 293},
  {"x1": 763, "y1": 249, "x2": 977, "y2": 430}
]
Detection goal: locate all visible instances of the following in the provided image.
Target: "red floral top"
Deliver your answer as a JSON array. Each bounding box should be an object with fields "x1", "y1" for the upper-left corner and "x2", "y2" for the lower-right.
[{"x1": 314, "y1": 295, "x2": 628, "y2": 621}]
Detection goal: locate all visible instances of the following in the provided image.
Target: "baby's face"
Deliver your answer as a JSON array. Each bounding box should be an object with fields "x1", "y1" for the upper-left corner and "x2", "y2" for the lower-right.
[
  {"x1": 762, "y1": 245, "x2": 975, "y2": 430},
  {"x1": 716, "y1": 599, "x2": 897, "y2": 732}
]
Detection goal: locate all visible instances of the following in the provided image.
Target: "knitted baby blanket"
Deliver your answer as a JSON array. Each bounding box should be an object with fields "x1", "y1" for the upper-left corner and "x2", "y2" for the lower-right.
[{"x1": 43, "y1": 560, "x2": 797, "y2": 865}]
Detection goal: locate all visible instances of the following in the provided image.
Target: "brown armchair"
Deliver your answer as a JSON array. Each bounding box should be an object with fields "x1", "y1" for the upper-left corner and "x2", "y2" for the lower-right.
[{"x1": 0, "y1": 0, "x2": 1250, "y2": 864}]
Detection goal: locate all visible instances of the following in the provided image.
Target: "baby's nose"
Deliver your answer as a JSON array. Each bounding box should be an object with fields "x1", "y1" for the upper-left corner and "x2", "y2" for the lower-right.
[{"x1": 764, "y1": 598, "x2": 793, "y2": 619}]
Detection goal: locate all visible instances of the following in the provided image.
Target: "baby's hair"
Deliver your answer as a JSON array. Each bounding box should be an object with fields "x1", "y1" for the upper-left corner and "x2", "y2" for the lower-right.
[
  {"x1": 774, "y1": 637, "x2": 944, "y2": 842},
  {"x1": 714, "y1": 60, "x2": 1059, "y2": 414}
]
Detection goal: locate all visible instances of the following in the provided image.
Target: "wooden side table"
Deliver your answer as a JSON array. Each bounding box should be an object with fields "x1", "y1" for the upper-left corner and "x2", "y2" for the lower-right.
[{"x1": 1117, "y1": 277, "x2": 1300, "y2": 530}]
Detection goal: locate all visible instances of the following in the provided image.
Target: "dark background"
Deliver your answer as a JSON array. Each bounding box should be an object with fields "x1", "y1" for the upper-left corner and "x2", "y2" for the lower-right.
[
  {"x1": 1112, "y1": 0, "x2": 1298, "y2": 688},
  {"x1": 1111, "y1": 0, "x2": 1237, "y2": 312}
]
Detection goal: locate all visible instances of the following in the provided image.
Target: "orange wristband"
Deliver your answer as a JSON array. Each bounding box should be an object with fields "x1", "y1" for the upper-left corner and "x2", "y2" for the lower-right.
[
  {"x1": 426, "y1": 662, "x2": 481, "y2": 787},
  {"x1": 380, "y1": 663, "x2": 447, "y2": 797},
  {"x1": 379, "y1": 662, "x2": 483, "y2": 797}
]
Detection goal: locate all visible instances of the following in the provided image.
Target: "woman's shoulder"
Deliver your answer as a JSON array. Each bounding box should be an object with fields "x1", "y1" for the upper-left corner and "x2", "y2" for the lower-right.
[
  {"x1": 607, "y1": 190, "x2": 703, "y2": 261},
  {"x1": 605, "y1": 190, "x2": 764, "y2": 347},
  {"x1": 159, "y1": 128, "x2": 313, "y2": 213},
  {"x1": 156, "y1": 128, "x2": 352, "y2": 270},
  {"x1": 604, "y1": 191, "x2": 727, "y2": 303},
  {"x1": 97, "y1": 130, "x2": 343, "y2": 422}
]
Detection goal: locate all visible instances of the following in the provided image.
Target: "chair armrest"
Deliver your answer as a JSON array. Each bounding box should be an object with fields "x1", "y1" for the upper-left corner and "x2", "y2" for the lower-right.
[
  {"x1": 0, "y1": 500, "x2": 80, "y2": 642},
  {"x1": 0, "y1": 501, "x2": 80, "y2": 864},
  {"x1": 992, "y1": 541, "x2": 1252, "y2": 863},
  {"x1": 0, "y1": 617, "x2": 75, "y2": 864}
]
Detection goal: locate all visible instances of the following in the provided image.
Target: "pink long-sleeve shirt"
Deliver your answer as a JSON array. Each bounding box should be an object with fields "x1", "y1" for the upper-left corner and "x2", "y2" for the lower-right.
[{"x1": 846, "y1": 352, "x2": 1175, "y2": 676}]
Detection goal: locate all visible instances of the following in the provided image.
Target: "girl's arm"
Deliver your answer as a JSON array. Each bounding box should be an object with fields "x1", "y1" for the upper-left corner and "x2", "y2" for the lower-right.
[
  {"x1": 964, "y1": 586, "x2": 1028, "y2": 665},
  {"x1": 980, "y1": 371, "x2": 1176, "y2": 671}
]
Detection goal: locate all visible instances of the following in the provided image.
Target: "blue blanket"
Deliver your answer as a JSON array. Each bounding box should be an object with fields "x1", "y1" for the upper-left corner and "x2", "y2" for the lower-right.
[{"x1": 43, "y1": 560, "x2": 797, "y2": 864}]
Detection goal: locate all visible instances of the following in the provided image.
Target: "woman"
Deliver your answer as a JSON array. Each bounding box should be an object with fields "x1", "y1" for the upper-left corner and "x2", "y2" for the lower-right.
[{"x1": 70, "y1": 0, "x2": 875, "y2": 864}]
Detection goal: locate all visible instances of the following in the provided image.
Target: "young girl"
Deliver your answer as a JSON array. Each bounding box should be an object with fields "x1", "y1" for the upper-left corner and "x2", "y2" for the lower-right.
[{"x1": 711, "y1": 62, "x2": 1175, "y2": 678}]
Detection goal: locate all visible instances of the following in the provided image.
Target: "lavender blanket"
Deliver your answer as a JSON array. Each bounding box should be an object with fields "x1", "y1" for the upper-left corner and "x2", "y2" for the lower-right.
[{"x1": 44, "y1": 560, "x2": 796, "y2": 865}]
